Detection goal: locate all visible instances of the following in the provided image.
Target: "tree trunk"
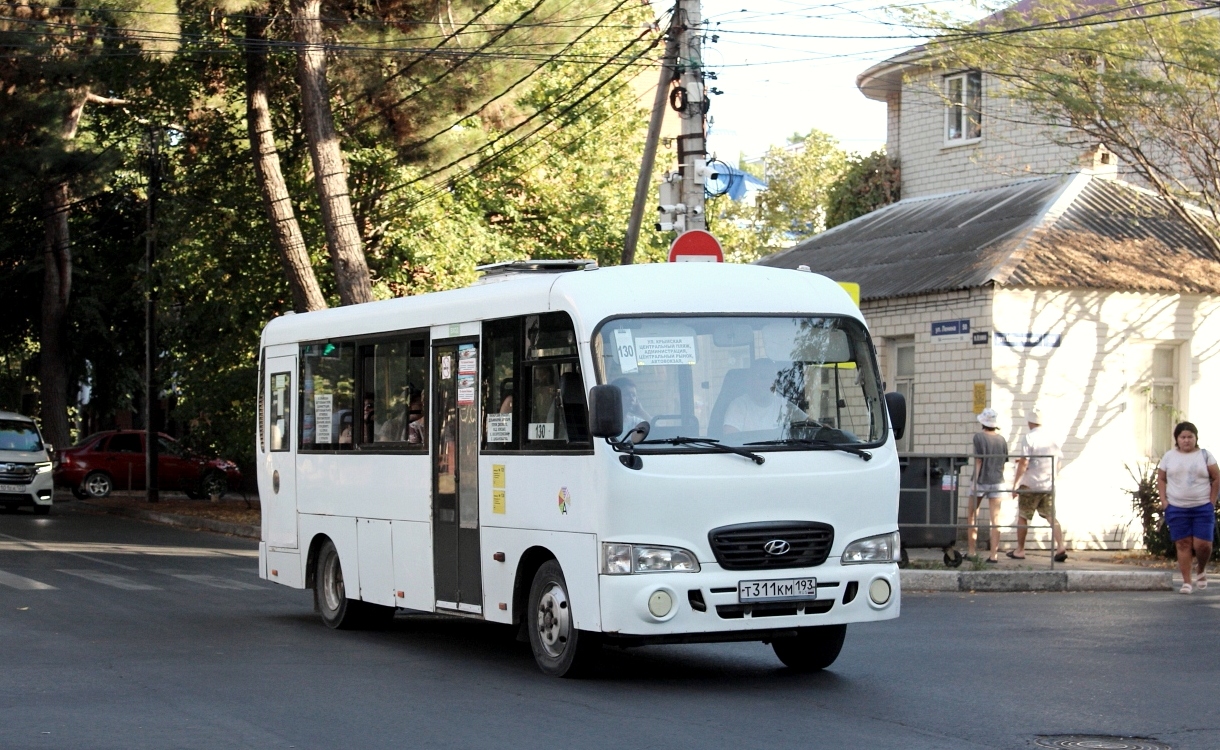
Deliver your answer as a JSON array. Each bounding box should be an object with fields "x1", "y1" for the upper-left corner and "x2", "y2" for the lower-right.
[
  {"x1": 246, "y1": 13, "x2": 328, "y2": 313},
  {"x1": 291, "y1": 0, "x2": 373, "y2": 305},
  {"x1": 39, "y1": 182, "x2": 72, "y2": 449}
]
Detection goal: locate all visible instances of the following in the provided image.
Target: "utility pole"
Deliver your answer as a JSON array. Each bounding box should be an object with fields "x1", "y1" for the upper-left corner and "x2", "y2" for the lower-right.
[
  {"x1": 621, "y1": 20, "x2": 680, "y2": 266},
  {"x1": 674, "y1": 0, "x2": 707, "y2": 234},
  {"x1": 145, "y1": 128, "x2": 160, "y2": 504}
]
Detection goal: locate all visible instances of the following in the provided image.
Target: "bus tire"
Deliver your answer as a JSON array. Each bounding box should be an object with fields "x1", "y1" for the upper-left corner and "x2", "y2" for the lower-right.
[
  {"x1": 771, "y1": 624, "x2": 847, "y2": 672},
  {"x1": 527, "y1": 560, "x2": 600, "y2": 677},
  {"x1": 315, "y1": 539, "x2": 361, "y2": 630}
]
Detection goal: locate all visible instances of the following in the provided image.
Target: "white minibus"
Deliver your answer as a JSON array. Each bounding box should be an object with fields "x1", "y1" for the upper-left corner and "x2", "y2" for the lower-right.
[{"x1": 257, "y1": 261, "x2": 906, "y2": 676}]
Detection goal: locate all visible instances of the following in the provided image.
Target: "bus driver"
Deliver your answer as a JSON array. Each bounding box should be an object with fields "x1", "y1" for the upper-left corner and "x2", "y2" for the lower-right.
[{"x1": 722, "y1": 359, "x2": 807, "y2": 434}]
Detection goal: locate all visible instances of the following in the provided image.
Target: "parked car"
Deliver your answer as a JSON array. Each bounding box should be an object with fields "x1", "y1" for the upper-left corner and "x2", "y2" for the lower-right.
[
  {"x1": 0, "y1": 411, "x2": 55, "y2": 514},
  {"x1": 54, "y1": 430, "x2": 242, "y2": 500}
]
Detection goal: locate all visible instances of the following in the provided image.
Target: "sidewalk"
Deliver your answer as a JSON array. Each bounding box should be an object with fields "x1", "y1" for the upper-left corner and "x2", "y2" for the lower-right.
[{"x1": 900, "y1": 546, "x2": 1190, "y2": 592}]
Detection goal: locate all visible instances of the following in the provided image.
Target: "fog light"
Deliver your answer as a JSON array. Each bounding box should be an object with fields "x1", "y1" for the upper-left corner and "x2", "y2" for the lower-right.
[
  {"x1": 647, "y1": 589, "x2": 673, "y2": 617},
  {"x1": 868, "y1": 578, "x2": 892, "y2": 605}
]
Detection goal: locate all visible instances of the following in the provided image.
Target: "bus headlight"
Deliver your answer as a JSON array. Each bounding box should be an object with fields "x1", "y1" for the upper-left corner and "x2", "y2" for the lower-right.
[
  {"x1": 602, "y1": 543, "x2": 700, "y2": 574},
  {"x1": 841, "y1": 532, "x2": 901, "y2": 564}
]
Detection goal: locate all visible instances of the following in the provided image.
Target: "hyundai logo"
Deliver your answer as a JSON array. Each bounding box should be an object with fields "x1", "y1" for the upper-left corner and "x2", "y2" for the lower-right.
[{"x1": 763, "y1": 539, "x2": 791, "y2": 556}]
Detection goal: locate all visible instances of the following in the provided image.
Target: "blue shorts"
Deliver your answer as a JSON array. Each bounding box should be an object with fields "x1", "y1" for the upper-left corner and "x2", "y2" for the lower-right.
[{"x1": 1165, "y1": 504, "x2": 1217, "y2": 542}]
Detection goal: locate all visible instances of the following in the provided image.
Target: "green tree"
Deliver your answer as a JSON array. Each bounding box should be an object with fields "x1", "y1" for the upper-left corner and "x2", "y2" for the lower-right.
[
  {"x1": 825, "y1": 149, "x2": 900, "y2": 229},
  {"x1": 906, "y1": 0, "x2": 1220, "y2": 258},
  {"x1": 711, "y1": 129, "x2": 848, "y2": 262}
]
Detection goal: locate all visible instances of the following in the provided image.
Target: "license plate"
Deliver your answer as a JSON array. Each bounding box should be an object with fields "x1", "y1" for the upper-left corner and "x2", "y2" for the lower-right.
[
  {"x1": 0, "y1": 484, "x2": 25, "y2": 493},
  {"x1": 738, "y1": 577, "x2": 818, "y2": 602}
]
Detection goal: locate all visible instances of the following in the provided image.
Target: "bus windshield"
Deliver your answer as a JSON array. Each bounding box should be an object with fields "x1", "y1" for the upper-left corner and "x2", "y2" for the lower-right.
[{"x1": 594, "y1": 316, "x2": 886, "y2": 450}]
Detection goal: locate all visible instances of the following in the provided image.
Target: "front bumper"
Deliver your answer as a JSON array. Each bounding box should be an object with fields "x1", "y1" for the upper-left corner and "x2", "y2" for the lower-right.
[
  {"x1": 0, "y1": 472, "x2": 54, "y2": 507},
  {"x1": 598, "y1": 561, "x2": 900, "y2": 642}
]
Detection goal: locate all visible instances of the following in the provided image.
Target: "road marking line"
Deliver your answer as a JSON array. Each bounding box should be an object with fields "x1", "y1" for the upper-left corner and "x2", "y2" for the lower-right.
[
  {"x1": 0, "y1": 532, "x2": 138, "y2": 571},
  {"x1": 0, "y1": 569, "x2": 57, "y2": 590},
  {"x1": 57, "y1": 569, "x2": 159, "y2": 590},
  {"x1": 155, "y1": 570, "x2": 264, "y2": 590}
]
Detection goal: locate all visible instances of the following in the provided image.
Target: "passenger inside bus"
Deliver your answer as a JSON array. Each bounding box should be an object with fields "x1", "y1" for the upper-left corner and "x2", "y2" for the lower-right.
[
  {"x1": 612, "y1": 376, "x2": 651, "y2": 431},
  {"x1": 721, "y1": 359, "x2": 808, "y2": 434}
]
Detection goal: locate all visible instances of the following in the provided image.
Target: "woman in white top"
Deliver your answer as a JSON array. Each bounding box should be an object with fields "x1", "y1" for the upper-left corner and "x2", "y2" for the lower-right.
[{"x1": 1157, "y1": 421, "x2": 1219, "y2": 594}]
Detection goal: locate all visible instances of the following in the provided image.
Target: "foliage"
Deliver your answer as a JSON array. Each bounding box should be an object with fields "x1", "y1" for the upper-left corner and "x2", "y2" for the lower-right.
[
  {"x1": 904, "y1": 0, "x2": 1220, "y2": 259},
  {"x1": 1126, "y1": 462, "x2": 1173, "y2": 558},
  {"x1": 710, "y1": 128, "x2": 848, "y2": 262},
  {"x1": 825, "y1": 149, "x2": 900, "y2": 229}
]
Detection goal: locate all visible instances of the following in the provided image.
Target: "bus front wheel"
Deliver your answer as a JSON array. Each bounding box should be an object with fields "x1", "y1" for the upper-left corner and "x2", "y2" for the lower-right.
[
  {"x1": 771, "y1": 624, "x2": 847, "y2": 672},
  {"x1": 527, "y1": 560, "x2": 600, "y2": 677}
]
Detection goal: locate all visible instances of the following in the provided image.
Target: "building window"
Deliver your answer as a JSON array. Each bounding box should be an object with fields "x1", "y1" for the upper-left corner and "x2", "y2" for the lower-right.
[
  {"x1": 893, "y1": 340, "x2": 915, "y2": 452},
  {"x1": 944, "y1": 71, "x2": 982, "y2": 143}
]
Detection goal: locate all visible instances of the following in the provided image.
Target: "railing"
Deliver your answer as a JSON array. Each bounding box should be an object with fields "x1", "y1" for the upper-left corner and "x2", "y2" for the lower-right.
[{"x1": 897, "y1": 452, "x2": 1061, "y2": 569}]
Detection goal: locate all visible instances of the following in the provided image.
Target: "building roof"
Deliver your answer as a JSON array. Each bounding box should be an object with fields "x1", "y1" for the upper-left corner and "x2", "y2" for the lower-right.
[{"x1": 756, "y1": 172, "x2": 1220, "y2": 300}]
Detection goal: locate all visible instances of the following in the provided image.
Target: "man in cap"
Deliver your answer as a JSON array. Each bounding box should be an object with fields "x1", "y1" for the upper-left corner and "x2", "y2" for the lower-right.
[
  {"x1": 969, "y1": 407, "x2": 1008, "y2": 563},
  {"x1": 1009, "y1": 407, "x2": 1068, "y2": 561}
]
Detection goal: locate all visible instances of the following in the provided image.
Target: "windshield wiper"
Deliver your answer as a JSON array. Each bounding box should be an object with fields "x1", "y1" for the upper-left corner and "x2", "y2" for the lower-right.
[
  {"x1": 638, "y1": 436, "x2": 765, "y2": 465},
  {"x1": 745, "y1": 438, "x2": 873, "y2": 461}
]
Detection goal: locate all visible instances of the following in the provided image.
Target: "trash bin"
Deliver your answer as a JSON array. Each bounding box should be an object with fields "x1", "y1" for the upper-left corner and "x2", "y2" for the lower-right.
[{"x1": 897, "y1": 454, "x2": 970, "y2": 568}]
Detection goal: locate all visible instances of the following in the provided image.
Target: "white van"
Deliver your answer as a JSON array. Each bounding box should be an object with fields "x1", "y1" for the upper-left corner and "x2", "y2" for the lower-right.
[
  {"x1": 257, "y1": 262, "x2": 906, "y2": 676},
  {"x1": 0, "y1": 411, "x2": 55, "y2": 514}
]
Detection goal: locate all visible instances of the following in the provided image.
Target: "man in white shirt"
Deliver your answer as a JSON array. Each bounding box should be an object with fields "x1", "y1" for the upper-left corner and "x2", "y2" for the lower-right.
[
  {"x1": 722, "y1": 359, "x2": 807, "y2": 434},
  {"x1": 1009, "y1": 407, "x2": 1068, "y2": 561}
]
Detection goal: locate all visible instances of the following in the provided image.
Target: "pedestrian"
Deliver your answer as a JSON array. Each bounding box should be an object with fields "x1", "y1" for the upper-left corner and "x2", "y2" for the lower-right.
[
  {"x1": 1156, "y1": 421, "x2": 1218, "y2": 594},
  {"x1": 969, "y1": 408, "x2": 1008, "y2": 563},
  {"x1": 1008, "y1": 407, "x2": 1068, "y2": 562}
]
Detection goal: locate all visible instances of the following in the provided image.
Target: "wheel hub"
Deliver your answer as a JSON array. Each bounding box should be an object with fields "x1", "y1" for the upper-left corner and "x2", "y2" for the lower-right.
[
  {"x1": 536, "y1": 584, "x2": 570, "y2": 658},
  {"x1": 323, "y1": 553, "x2": 344, "y2": 613}
]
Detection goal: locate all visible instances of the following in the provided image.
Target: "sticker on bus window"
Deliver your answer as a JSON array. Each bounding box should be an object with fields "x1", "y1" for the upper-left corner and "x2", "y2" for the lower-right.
[
  {"x1": 314, "y1": 394, "x2": 333, "y2": 444},
  {"x1": 613, "y1": 329, "x2": 638, "y2": 374},
  {"x1": 635, "y1": 336, "x2": 697, "y2": 366},
  {"x1": 441, "y1": 355, "x2": 452, "y2": 379},
  {"x1": 528, "y1": 422, "x2": 555, "y2": 441},
  {"x1": 487, "y1": 414, "x2": 512, "y2": 443},
  {"x1": 458, "y1": 345, "x2": 477, "y2": 374},
  {"x1": 457, "y1": 374, "x2": 475, "y2": 405}
]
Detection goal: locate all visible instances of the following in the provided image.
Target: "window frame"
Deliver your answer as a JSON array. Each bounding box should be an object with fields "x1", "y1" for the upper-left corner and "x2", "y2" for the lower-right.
[
  {"x1": 943, "y1": 70, "x2": 983, "y2": 146},
  {"x1": 296, "y1": 328, "x2": 431, "y2": 455},
  {"x1": 268, "y1": 370, "x2": 293, "y2": 453},
  {"x1": 480, "y1": 312, "x2": 593, "y2": 456}
]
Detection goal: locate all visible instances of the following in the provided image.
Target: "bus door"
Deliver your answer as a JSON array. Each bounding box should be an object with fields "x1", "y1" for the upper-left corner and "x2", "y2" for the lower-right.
[
  {"x1": 432, "y1": 339, "x2": 483, "y2": 613},
  {"x1": 263, "y1": 354, "x2": 298, "y2": 549}
]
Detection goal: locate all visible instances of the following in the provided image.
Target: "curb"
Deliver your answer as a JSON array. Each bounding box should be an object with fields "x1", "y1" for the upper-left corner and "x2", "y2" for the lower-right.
[
  {"x1": 75, "y1": 502, "x2": 260, "y2": 540},
  {"x1": 901, "y1": 569, "x2": 1173, "y2": 592}
]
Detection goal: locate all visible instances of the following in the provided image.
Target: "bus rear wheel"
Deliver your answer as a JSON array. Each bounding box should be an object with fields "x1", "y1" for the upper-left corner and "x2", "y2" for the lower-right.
[
  {"x1": 527, "y1": 560, "x2": 600, "y2": 677},
  {"x1": 313, "y1": 539, "x2": 393, "y2": 630},
  {"x1": 771, "y1": 624, "x2": 847, "y2": 672}
]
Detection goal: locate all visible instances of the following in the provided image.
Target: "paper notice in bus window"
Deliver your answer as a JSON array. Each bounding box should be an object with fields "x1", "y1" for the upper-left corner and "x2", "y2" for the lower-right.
[
  {"x1": 492, "y1": 489, "x2": 506, "y2": 514},
  {"x1": 635, "y1": 336, "x2": 697, "y2": 366},
  {"x1": 458, "y1": 345, "x2": 477, "y2": 374},
  {"x1": 613, "y1": 329, "x2": 638, "y2": 374},
  {"x1": 487, "y1": 414, "x2": 512, "y2": 443},
  {"x1": 528, "y1": 422, "x2": 555, "y2": 441},
  {"x1": 314, "y1": 394, "x2": 333, "y2": 444},
  {"x1": 457, "y1": 374, "x2": 475, "y2": 405}
]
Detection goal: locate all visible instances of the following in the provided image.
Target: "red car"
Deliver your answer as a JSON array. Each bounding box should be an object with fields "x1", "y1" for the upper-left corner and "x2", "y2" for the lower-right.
[{"x1": 54, "y1": 430, "x2": 242, "y2": 500}]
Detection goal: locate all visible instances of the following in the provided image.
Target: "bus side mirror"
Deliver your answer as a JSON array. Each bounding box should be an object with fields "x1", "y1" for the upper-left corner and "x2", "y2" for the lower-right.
[
  {"x1": 884, "y1": 392, "x2": 906, "y2": 441},
  {"x1": 589, "y1": 385, "x2": 624, "y2": 439}
]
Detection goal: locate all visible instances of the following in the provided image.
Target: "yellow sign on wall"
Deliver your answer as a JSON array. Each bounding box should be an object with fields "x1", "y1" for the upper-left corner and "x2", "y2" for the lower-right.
[
  {"x1": 837, "y1": 282, "x2": 860, "y2": 307},
  {"x1": 973, "y1": 382, "x2": 987, "y2": 414}
]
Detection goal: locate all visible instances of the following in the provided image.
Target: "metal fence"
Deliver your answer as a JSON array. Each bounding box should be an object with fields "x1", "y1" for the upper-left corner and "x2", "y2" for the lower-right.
[{"x1": 897, "y1": 452, "x2": 1060, "y2": 569}]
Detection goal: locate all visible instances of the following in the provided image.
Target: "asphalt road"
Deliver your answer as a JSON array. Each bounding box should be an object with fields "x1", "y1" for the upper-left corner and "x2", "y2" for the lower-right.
[{"x1": 1, "y1": 508, "x2": 1216, "y2": 750}]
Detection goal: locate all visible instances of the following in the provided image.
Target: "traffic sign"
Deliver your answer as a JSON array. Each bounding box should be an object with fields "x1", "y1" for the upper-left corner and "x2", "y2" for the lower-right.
[{"x1": 668, "y1": 229, "x2": 723, "y2": 263}]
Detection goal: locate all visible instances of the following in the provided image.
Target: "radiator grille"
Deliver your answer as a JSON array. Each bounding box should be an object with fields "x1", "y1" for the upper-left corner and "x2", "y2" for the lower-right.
[
  {"x1": 0, "y1": 463, "x2": 35, "y2": 485},
  {"x1": 708, "y1": 521, "x2": 834, "y2": 571}
]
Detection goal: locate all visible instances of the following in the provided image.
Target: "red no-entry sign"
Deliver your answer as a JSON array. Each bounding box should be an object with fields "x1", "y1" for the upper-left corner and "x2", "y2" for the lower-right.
[{"x1": 668, "y1": 229, "x2": 723, "y2": 263}]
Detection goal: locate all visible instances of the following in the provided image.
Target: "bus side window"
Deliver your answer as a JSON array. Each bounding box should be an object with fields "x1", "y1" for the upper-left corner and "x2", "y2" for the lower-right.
[
  {"x1": 522, "y1": 312, "x2": 589, "y2": 448},
  {"x1": 482, "y1": 318, "x2": 519, "y2": 449},
  {"x1": 269, "y1": 372, "x2": 291, "y2": 451},
  {"x1": 300, "y1": 341, "x2": 355, "y2": 451},
  {"x1": 359, "y1": 336, "x2": 428, "y2": 449}
]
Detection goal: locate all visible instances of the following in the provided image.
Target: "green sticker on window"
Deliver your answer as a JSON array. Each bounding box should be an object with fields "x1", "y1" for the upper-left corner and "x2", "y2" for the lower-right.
[{"x1": 449, "y1": 323, "x2": 461, "y2": 337}]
